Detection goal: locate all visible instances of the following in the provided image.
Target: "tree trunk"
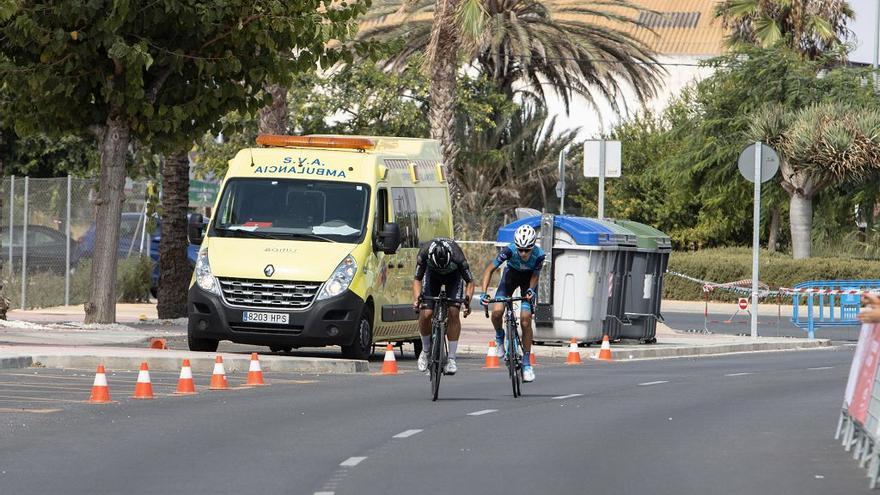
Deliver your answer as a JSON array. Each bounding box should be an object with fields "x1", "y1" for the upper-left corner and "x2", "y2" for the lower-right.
[
  {"x1": 768, "y1": 207, "x2": 780, "y2": 252},
  {"x1": 426, "y1": 0, "x2": 461, "y2": 214},
  {"x1": 258, "y1": 84, "x2": 289, "y2": 135},
  {"x1": 84, "y1": 114, "x2": 130, "y2": 323},
  {"x1": 789, "y1": 193, "x2": 812, "y2": 259},
  {"x1": 157, "y1": 153, "x2": 191, "y2": 319},
  {"x1": 0, "y1": 148, "x2": 6, "y2": 320}
]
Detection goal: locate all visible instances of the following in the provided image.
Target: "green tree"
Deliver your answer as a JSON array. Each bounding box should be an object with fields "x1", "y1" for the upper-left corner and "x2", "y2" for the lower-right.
[
  {"x1": 0, "y1": 1, "x2": 369, "y2": 323},
  {"x1": 750, "y1": 102, "x2": 880, "y2": 258},
  {"x1": 715, "y1": 0, "x2": 854, "y2": 58}
]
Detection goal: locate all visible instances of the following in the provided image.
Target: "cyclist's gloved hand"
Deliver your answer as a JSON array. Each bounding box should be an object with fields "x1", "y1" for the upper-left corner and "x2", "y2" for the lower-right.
[
  {"x1": 526, "y1": 288, "x2": 537, "y2": 301},
  {"x1": 480, "y1": 293, "x2": 491, "y2": 306},
  {"x1": 412, "y1": 300, "x2": 421, "y2": 313}
]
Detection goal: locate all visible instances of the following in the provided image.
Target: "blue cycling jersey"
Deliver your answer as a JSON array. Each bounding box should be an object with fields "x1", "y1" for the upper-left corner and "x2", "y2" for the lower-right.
[{"x1": 492, "y1": 243, "x2": 546, "y2": 273}]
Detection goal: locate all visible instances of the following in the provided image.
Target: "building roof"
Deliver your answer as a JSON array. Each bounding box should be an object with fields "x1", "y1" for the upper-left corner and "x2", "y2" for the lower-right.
[{"x1": 551, "y1": 0, "x2": 727, "y2": 56}]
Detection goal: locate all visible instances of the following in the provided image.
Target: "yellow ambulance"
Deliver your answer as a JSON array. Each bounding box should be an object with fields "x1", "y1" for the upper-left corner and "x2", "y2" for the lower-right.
[{"x1": 186, "y1": 135, "x2": 453, "y2": 359}]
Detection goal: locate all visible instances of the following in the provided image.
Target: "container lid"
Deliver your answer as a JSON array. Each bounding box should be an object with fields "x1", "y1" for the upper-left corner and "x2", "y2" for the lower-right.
[
  {"x1": 609, "y1": 219, "x2": 672, "y2": 252},
  {"x1": 496, "y1": 215, "x2": 636, "y2": 248}
]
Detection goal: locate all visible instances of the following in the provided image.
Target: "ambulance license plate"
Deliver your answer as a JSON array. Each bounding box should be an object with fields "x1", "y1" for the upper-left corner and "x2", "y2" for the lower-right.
[{"x1": 242, "y1": 311, "x2": 289, "y2": 325}]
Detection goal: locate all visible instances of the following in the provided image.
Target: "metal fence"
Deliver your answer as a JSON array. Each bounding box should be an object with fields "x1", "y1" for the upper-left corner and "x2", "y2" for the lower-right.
[{"x1": 0, "y1": 176, "x2": 151, "y2": 309}]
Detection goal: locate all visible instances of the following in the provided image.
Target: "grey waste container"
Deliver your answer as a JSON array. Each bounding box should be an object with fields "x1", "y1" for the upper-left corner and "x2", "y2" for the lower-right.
[
  {"x1": 611, "y1": 220, "x2": 671, "y2": 342},
  {"x1": 589, "y1": 219, "x2": 637, "y2": 341}
]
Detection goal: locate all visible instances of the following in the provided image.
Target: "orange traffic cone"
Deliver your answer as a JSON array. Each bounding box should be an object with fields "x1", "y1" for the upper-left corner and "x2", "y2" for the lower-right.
[
  {"x1": 381, "y1": 344, "x2": 398, "y2": 375},
  {"x1": 132, "y1": 362, "x2": 155, "y2": 399},
  {"x1": 209, "y1": 355, "x2": 229, "y2": 390},
  {"x1": 246, "y1": 353, "x2": 267, "y2": 386},
  {"x1": 597, "y1": 335, "x2": 614, "y2": 362},
  {"x1": 89, "y1": 364, "x2": 111, "y2": 403},
  {"x1": 483, "y1": 341, "x2": 500, "y2": 369},
  {"x1": 565, "y1": 338, "x2": 582, "y2": 365},
  {"x1": 175, "y1": 359, "x2": 196, "y2": 395},
  {"x1": 530, "y1": 351, "x2": 537, "y2": 366}
]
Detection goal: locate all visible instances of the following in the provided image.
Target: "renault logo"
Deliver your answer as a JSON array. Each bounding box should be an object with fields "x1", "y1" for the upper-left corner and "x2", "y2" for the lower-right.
[{"x1": 264, "y1": 264, "x2": 275, "y2": 277}]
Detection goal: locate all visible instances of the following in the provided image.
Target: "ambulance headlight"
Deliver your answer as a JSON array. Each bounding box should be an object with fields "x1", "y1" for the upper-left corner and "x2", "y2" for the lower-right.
[
  {"x1": 317, "y1": 255, "x2": 357, "y2": 300},
  {"x1": 195, "y1": 248, "x2": 220, "y2": 295}
]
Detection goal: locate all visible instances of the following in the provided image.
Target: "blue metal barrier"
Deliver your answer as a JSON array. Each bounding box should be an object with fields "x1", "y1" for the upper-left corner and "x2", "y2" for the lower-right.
[{"x1": 791, "y1": 280, "x2": 880, "y2": 339}]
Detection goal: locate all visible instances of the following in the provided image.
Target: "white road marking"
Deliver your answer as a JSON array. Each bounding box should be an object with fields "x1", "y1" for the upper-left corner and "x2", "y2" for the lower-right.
[
  {"x1": 807, "y1": 366, "x2": 833, "y2": 371},
  {"x1": 393, "y1": 429, "x2": 423, "y2": 438},
  {"x1": 467, "y1": 409, "x2": 498, "y2": 416},
  {"x1": 339, "y1": 457, "x2": 367, "y2": 467},
  {"x1": 725, "y1": 372, "x2": 753, "y2": 377},
  {"x1": 638, "y1": 381, "x2": 669, "y2": 386},
  {"x1": 315, "y1": 492, "x2": 335, "y2": 495},
  {"x1": 552, "y1": 394, "x2": 583, "y2": 400}
]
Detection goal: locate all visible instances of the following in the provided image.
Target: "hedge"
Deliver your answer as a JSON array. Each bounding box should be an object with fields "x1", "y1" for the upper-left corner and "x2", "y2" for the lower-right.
[{"x1": 664, "y1": 247, "x2": 880, "y2": 302}]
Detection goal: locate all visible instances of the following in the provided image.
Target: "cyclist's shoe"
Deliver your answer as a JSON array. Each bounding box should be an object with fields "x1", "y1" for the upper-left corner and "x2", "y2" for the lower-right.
[
  {"x1": 444, "y1": 358, "x2": 458, "y2": 375},
  {"x1": 495, "y1": 339, "x2": 506, "y2": 360},
  {"x1": 417, "y1": 350, "x2": 429, "y2": 372},
  {"x1": 523, "y1": 365, "x2": 535, "y2": 383}
]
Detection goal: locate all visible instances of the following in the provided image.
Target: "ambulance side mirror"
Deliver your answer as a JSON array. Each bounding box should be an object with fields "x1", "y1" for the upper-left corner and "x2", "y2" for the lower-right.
[
  {"x1": 378, "y1": 222, "x2": 401, "y2": 254},
  {"x1": 188, "y1": 213, "x2": 205, "y2": 245}
]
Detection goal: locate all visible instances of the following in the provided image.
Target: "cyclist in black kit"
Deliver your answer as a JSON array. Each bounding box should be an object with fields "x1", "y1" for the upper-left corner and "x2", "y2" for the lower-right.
[{"x1": 412, "y1": 238, "x2": 475, "y2": 375}]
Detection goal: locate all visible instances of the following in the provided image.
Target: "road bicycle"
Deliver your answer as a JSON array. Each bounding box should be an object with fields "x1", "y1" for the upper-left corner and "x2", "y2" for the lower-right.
[
  {"x1": 420, "y1": 291, "x2": 468, "y2": 401},
  {"x1": 484, "y1": 295, "x2": 531, "y2": 398}
]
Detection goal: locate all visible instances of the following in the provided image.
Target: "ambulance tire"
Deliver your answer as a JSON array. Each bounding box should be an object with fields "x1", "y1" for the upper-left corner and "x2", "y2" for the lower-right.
[
  {"x1": 188, "y1": 332, "x2": 219, "y2": 353},
  {"x1": 342, "y1": 306, "x2": 373, "y2": 360}
]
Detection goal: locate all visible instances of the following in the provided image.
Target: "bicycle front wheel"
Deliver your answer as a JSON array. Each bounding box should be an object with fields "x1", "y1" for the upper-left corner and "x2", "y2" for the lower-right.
[
  {"x1": 430, "y1": 322, "x2": 443, "y2": 401},
  {"x1": 507, "y1": 321, "x2": 519, "y2": 398}
]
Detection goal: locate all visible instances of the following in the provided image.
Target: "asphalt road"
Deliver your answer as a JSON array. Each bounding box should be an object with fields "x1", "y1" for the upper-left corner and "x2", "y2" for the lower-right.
[
  {"x1": 662, "y1": 310, "x2": 861, "y2": 342},
  {"x1": 0, "y1": 347, "x2": 868, "y2": 494}
]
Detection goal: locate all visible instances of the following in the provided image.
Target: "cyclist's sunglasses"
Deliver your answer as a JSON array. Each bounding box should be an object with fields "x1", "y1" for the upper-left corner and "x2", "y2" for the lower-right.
[{"x1": 517, "y1": 247, "x2": 533, "y2": 254}]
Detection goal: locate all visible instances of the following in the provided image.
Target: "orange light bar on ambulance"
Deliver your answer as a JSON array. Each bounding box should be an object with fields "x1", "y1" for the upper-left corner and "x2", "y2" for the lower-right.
[{"x1": 256, "y1": 135, "x2": 376, "y2": 151}]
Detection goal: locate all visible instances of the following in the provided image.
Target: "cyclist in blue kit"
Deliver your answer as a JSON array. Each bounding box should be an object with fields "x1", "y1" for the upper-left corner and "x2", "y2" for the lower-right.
[{"x1": 479, "y1": 224, "x2": 545, "y2": 383}]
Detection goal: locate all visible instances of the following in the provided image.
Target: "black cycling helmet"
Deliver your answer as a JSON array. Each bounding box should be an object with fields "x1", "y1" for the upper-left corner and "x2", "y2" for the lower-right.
[{"x1": 428, "y1": 239, "x2": 452, "y2": 270}]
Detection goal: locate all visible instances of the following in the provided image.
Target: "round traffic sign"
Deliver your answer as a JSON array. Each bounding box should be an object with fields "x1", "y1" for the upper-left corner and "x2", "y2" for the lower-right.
[
  {"x1": 738, "y1": 298, "x2": 749, "y2": 310},
  {"x1": 738, "y1": 143, "x2": 779, "y2": 183}
]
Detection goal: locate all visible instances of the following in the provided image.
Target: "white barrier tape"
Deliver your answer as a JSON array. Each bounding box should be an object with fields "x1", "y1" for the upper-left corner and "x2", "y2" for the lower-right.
[
  {"x1": 667, "y1": 270, "x2": 880, "y2": 298},
  {"x1": 455, "y1": 240, "x2": 497, "y2": 245}
]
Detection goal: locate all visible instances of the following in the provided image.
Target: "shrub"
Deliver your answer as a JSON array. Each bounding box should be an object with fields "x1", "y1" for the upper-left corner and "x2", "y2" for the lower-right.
[
  {"x1": 664, "y1": 247, "x2": 880, "y2": 301},
  {"x1": 1, "y1": 255, "x2": 153, "y2": 309}
]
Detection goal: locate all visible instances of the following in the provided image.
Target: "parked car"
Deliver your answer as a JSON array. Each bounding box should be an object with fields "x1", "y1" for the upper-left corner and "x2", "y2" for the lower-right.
[
  {"x1": 149, "y1": 215, "x2": 201, "y2": 297},
  {"x1": 3, "y1": 224, "x2": 84, "y2": 274},
  {"x1": 77, "y1": 212, "x2": 200, "y2": 297}
]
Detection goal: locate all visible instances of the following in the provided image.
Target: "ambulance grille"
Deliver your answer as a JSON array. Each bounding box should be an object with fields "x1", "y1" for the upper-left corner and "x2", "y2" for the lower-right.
[{"x1": 217, "y1": 277, "x2": 321, "y2": 309}]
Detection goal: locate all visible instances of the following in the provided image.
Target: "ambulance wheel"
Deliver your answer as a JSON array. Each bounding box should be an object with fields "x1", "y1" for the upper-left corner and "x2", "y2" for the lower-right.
[
  {"x1": 270, "y1": 346, "x2": 292, "y2": 353},
  {"x1": 342, "y1": 306, "x2": 373, "y2": 360},
  {"x1": 188, "y1": 333, "x2": 218, "y2": 353}
]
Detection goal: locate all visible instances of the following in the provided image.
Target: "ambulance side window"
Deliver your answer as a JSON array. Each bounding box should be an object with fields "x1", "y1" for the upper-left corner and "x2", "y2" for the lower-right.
[
  {"x1": 391, "y1": 187, "x2": 418, "y2": 248},
  {"x1": 375, "y1": 188, "x2": 388, "y2": 243}
]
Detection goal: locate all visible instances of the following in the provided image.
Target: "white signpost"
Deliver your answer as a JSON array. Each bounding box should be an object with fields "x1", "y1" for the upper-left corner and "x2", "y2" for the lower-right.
[
  {"x1": 584, "y1": 140, "x2": 621, "y2": 218},
  {"x1": 737, "y1": 142, "x2": 780, "y2": 339}
]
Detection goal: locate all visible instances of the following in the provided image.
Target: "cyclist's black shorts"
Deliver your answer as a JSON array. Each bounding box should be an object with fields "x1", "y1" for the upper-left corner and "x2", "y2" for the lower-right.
[
  {"x1": 420, "y1": 270, "x2": 465, "y2": 310},
  {"x1": 496, "y1": 269, "x2": 534, "y2": 312}
]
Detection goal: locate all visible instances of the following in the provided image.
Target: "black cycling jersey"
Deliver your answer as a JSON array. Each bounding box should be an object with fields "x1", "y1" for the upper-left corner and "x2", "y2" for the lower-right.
[{"x1": 414, "y1": 238, "x2": 474, "y2": 283}]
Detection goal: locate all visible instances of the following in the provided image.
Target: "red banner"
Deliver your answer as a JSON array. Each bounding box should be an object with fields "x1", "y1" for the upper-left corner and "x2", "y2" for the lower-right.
[{"x1": 847, "y1": 324, "x2": 880, "y2": 424}]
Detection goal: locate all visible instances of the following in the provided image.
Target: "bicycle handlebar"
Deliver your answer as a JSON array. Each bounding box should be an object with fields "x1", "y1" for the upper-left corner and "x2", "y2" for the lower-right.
[{"x1": 482, "y1": 296, "x2": 533, "y2": 318}]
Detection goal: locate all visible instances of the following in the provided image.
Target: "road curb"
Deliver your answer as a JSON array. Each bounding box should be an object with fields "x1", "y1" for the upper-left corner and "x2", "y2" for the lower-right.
[
  {"x1": 455, "y1": 339, "x2": 833, "y2": 361},
  {"x1": 18, "y1": 352, "x2": 368, "y2": 374},
  {"x1": 0, "y1": 355, "x2": 34, "y2": 369}
]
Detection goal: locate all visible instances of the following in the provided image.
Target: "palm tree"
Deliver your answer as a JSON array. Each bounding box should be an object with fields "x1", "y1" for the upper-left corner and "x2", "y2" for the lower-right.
[
  {"x1": 715, "y1": 0, "x2": 854, "y2": 58},
  {"x1": 362, "y1": 0, "x2": 662, "y2": 114}
]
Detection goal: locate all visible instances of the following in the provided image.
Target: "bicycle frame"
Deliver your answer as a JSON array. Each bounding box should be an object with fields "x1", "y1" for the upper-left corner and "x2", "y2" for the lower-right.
[
  {"x1": 484, "y1": 296, "x2": 531, "y2": 398},
  {"x1": 421, "y1": 291, "x2": 468, "y2": 401}
]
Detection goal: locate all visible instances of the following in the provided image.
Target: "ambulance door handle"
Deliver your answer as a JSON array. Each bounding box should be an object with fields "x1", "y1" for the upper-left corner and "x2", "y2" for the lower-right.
[{"x1": 396, "y1": 263, "x2": 404, "y2": 269}]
